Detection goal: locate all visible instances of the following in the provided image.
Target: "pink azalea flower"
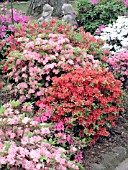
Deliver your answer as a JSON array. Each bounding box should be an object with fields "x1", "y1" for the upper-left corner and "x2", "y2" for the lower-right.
[
  {"x1": 34, "y1": 116, "x2": 41, "y2": 123},
  {"x1": 75, "y1": 151, "x2": 83, "y2": 163},
  {"x1": 54, "y1": 121, "x2": 64, "y2": 131},
  {"x1": 124, "y1": 0, "x2": 128, "y2": 6},
  {"x1": 70, "y1": 146, "x2": 77, "y2": 153},
  {"x1": 28, "y1": 89, "x2": 35, "y2": 94},
  {"x1": 41, "y1": 127, "x2": 50, "y2": 134},
  {"x1": 41, "y1": 115, "x2": 48, "y2": 122},
  {"x1": 22, "y1": 117, "x2": 30, "y2": 124},
  {"x1": 39, "y1": 103, "x2": 45, "y2": 109},
  {"x1": 26, "y1": 105, "x2": 33, "y2": 112},
  {"x1": 99, "y1": 25, "x2": 105, "y2": 32},
  {"x1": 91, "y1": 0, "x2": 99, "y2": 4}
]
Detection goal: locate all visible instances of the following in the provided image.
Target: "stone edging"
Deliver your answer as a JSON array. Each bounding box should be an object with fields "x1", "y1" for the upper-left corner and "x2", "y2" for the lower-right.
[{"x1": 91, "y1": 146, "x2": 128, "y2": 170}]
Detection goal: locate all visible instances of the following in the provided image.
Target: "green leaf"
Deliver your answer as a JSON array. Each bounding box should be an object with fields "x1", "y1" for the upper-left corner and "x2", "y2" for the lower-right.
[
  {"x1": 10, "y1": 100, "x2": 20, "y2": 108},
  {"x1": 0, "y1": 106, "x2": 6, "y2": 114},
  {"x1": 7, "y1": 164, "x2": 10, "y2": 169},
  {"x1": 40, "y1": 156, "x2": 47, "y2": 162},
  {"x1": 5, "y1": 142, "x2": 11, "y2": 152},
  {"x1": 49, "y1": 138, "x2": 56, "y2": 145},
  {"x1": 0, "y1": 152, "x2": 4, "y2": 155},
  {"x1": 50, "y1": 158, "x2": 56, "y2": 163},
  {"x1": 41, "y1": 123, "x2": 53, "y2": 128},
  {"x1": 76, "y1": 162, "x2": 85, "y2": 170},
  {"x1": 90, "y1": 83, "x2": 95, "y2": 87},
  {"x1": 23, "y1": 102, "x2": 33, "y2": 106},
  {"x1": 7, "y1": 61, "x2": 15, "y2": 70},
  {"x1": 24, "y1": 132, "x2": 33, "y2": 137},
  {"x1": 93, "y1": 125, "x2": 99, "y2": 130}
]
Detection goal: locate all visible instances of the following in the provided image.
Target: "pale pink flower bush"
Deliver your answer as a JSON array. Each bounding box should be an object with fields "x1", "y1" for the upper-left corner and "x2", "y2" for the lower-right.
[
  {"x1": 0, "y1": 101, "x2": 81, "y2": 170},
  {"x1": 34, "y1": 103, "x2": 84, "y2": 164},
  {"x1": 107, "y1": 50, "x2": 128, "y2": 88}
]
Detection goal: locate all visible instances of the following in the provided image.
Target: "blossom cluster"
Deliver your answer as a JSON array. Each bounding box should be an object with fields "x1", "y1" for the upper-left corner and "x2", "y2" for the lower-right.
[
  {"x1": 91, "y1": 0, "x2": 98, "y2": 4},
  {"x1": 0, "y1": 3, "x2": 29, "y2": 39},
  {"x1": 107, "y1": 50, "x2": 128, "y2": 88},
  {"x1": 0, "y1": 101, "x2": 81, "y2": 170},
  {"x1": 124, "y1": 0, "x2": 128, "y2": 6},
  {"x1": 3, "y1": 21, "x2": 105, "y2": 103},
  {"x1": 98, "y1": 16, "x2": 128, "y2": 54},
  {"x1": 37, "y1": 67, "x2": 124, "y2": 147}
]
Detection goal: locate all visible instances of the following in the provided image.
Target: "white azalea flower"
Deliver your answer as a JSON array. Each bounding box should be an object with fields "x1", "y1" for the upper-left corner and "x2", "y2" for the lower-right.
[{"x1": 96, "y1": 16, "x2": 128, "y2": 54}]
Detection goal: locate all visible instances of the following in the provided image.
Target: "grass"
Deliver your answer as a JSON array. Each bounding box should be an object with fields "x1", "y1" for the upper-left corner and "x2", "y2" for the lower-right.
[
  {"x1": 2, "y1": 1, "x2": 30, "y2": 14},
  {"x1": 1, "y1": 0, "x2": 77, "y2": 15},
  {"x1": 69, "y1": 0, "x2": 77, "y2": 11}
]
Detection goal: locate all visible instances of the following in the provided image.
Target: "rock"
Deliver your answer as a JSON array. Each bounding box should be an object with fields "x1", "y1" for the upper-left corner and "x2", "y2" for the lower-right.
[
  {"x1": 92, "y1": 163, "x2": 106, "y2": 170},
  {"x1": 112, "y1": 146, "x2": 127, "y2": 160},
  {"x1": 102, "y1": 152, "x2": 121, "y2": 170},
  {"x1": 114, "y1": 158, "x2": 128, "y2": 170},
  {"x1": 126, "y1": 146, "x2": 128, "y2": 156},
  {"x1": 91, "y1": 146, "x2": 128, "y2": 170}
]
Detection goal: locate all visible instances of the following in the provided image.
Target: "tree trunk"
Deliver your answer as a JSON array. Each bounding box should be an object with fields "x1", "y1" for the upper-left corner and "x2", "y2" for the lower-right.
[{"x1": 27, "y1": 0, "x2": 68, "y2": 18}]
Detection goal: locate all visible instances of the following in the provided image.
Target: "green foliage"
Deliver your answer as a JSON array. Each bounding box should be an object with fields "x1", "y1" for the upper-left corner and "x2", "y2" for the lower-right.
[
  {"x1": 76, "y1": 0, "x2": 128, "y2": 34},
  {"x1": 4, "y1": 2, "x2": 29, "y2": 15},
  {"x1": 10, "y1": 100, "x2": 20, "y2": 108},
  {"x1": 5, "y1": 142, "x2": 11, "y2": 152}
]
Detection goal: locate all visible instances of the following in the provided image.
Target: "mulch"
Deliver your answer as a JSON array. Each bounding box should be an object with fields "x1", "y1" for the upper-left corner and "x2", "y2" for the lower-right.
[{"x1": 83, "y1": 113, "x2": 128, "y2": 169}]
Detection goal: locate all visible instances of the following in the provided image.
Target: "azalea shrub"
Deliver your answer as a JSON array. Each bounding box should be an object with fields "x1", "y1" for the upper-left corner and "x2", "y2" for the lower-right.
[
  {"x1": 77, "y1": 0, "x2": 128, "y2": 35},
  {"x1": 0, "y1": 3, "x2": 29, "y2": 73},
  {"x1": 2, "y1": 20, "x2": 109, "y2": 103},
  {"x1": 0, "y1": 3, "x2": 29, "y2": 39},
  {"x1": 2, "y1": 20, "x2": 106, "y2": 60},
  {"x1": 0, "y1": 101, "x2": 82, "y2": 170},
  {"x1": 36, "y1": 66, "x2": 124, "y2": 147},
  {"x1": 97, "y1": 16, "x2": 128, "y2": 54},
  {"x1": 107, "y1": 50, "x2": 128, "y2": 88}
]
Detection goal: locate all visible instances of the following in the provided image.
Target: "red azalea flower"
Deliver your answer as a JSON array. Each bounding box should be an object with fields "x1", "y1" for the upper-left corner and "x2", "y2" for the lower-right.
[
  {"x1": 51, "y1": 18, "x2": 56, "y2": 24},
  {"x1": 42, "y1": 21, "x2": 47, "y2": 27},
  {"x1": 102, "y1": 55, "x2": 107, "y2": 62},
  {"x1": 2, "y1": 66, "x2": 8, "y2": 73},
  {"x1": 0, "y1": 82, "x2": 4, "y2": 88},
  {"x1": 87, "y1": 128, "x2": 94, "y2": 135}
]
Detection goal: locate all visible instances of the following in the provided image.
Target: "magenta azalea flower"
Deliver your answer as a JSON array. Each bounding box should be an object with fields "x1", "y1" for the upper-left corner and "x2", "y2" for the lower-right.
[
  {"x1": 124, "y1": 0, "x2": 128, "y2": 6},
  {"x1": 91, "y1": 0, "x2": 99, "y2": 4}
]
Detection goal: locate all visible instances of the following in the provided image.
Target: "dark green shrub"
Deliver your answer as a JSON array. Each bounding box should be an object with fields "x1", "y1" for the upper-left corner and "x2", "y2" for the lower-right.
[{"x1": 77, "y1": 0, "x2": 128, "y2": 34}]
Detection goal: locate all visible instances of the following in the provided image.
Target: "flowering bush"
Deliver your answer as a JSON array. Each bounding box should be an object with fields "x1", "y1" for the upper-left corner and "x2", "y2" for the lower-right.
[
  {"x1": 107, "y1": 50, "x2": 128, "y2": 88},
  {"x1": 97, "y1": 16, "x2": 128, "y2": 54},
  {"x1": 37, "y1": 67, "x2": 124, "y2": 147},
  {"x1": 0, "y1": 101, "x2": 82, "y2": 170},
  {"x1": 77, "y1": 0, "x2": 128, "y2": 35},
  {"x1": 0, "y1": 3, "x2": 29, "y2": 39},
  {"x1": 3, "y1": 20, "x2": 106, "y2": 59},
  {"x1": 0, "y1": 3, "x2": 29, "y2": 73},
  {"x1": 2, "y1": 20, "x2": 108, "y2": 103}
]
